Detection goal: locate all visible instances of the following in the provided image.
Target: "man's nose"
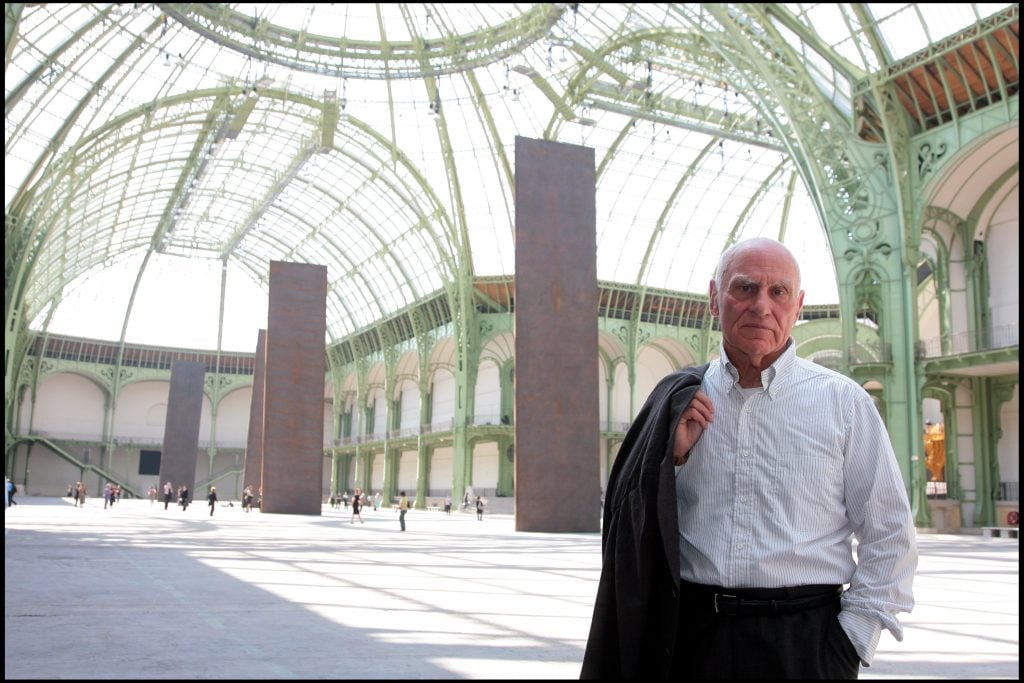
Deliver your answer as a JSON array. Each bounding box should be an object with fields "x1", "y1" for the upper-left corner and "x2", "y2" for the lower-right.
[{"x1": 749, "y1": 289, "x2": 772, "y2": 314}]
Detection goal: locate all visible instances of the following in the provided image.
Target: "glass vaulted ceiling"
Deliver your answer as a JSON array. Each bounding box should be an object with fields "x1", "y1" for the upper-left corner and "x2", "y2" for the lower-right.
[{"x1": 5, "y1": 3, "x2": 1014, "y2": 351}]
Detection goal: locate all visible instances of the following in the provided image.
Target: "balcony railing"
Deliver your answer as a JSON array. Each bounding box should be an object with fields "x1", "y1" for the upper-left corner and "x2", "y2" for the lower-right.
[
  {"x1": 849, "y1": 322, "x2": 1018, "y2": 365},
  {"x1": 916, "y1": 323, "x2": 1018, "y2": 359}
]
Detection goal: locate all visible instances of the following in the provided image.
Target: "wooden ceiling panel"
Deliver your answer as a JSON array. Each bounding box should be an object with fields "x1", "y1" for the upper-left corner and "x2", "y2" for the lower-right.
[{"x1": 890, "y1": 21, "x2": 1019, "y2": 132}]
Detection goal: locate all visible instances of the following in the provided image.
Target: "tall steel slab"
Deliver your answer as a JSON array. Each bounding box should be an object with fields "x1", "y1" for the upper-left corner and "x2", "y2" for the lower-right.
[
  {"x1": 158, "y1": 360, "x2": 205, "y2": 500},
  {"x1": 513, "y1": 136, "x2": 600, "y2": 532},
  {"x1": 261, "y1": 261, "x2": 327, "y2": 515}
]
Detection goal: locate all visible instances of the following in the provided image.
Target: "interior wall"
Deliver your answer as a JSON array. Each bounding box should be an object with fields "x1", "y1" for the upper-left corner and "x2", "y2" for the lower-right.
[
  {"x1": 111, "y1": 380, "x2": 169, "y2": 441},
  {"x1": 370, "y1": 452, "x2": 385, "y2": 492},
  {"x1": 398, "y1": 450, "x2": 418, "y2": 492},
  {"x1": 26, "y1": 373, "x2": 106, "y2": 440},
  {"x1": 986, "y1": 183, "x2": 1019, "y2": 332},
  {"x1": 400, "y1": 380, "x2": 419, "y2": 430},
  {"x1": 474, "y1": 360, "x2": 501, "y2": 422},
  {"x1": 429, "y1": 446, "x2": 454, "y2": 494},
  {"x1": 431, "y1": 370, "x2": 456, "y2": 425},
  {"x1": 635, "y1": 343, "x2": 679, "y2": 409},
  {"x1": 612, "y1": 362, "x2": 630, "y2": 427},
  {"x1": 471, "y1": 441, "x2": 499, "y2": 491},
  {"x1": 370, "y1": 387, "x2": 386, "y2": 437},
  {"x1": 216, "y1": 386, "x2": 253, "y2": 447}
]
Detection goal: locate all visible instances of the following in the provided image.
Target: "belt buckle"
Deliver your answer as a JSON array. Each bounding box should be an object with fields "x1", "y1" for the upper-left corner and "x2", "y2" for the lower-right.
[{"x1": 714, "y1": 593, "x2": 738, "y2": 615}]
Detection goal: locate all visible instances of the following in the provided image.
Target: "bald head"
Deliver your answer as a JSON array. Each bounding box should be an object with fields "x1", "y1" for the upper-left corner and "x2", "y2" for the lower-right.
[
  {"x1": 714, "y1": 238, "x2": 801, "y2": 298},
  {"x1": 709, "y1": 237, "x2": 805, "y2": 377}
]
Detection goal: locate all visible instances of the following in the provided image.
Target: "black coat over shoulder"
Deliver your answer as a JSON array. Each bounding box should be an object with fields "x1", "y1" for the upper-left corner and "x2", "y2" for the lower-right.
[{"x1": 580, "y1": 364, "x2": 709, "y2": 680}]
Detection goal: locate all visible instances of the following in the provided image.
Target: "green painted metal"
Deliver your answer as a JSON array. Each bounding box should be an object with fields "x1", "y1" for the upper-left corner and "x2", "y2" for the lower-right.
[{"x1": 4, "y1": 4, "x2": 1017, "y2": 524}]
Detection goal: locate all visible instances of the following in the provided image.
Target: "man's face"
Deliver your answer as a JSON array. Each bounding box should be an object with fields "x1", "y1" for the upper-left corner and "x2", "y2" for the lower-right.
[{"x1": 710, "y1": 243, "x2": 804, "y2": 364}]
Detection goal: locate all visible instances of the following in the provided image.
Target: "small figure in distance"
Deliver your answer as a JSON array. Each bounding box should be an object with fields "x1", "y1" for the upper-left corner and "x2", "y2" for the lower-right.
[
  {"x1": 398, "y1": 491, "x2": 410, "y2": 531},
  {"x1": 350, "y1": 487, "x2": 364, "y2": 524}
]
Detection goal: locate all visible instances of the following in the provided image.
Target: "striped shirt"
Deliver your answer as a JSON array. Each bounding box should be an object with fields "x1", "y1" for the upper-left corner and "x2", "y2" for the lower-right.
[{"x1": 676, "y1": 341, "x2": 917, "y2": 665}]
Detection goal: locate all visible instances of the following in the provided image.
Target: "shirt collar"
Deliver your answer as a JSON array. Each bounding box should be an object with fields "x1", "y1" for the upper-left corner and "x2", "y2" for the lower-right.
[{"x1": 717, "y1": 339, "x2": 797, "y2": 397}]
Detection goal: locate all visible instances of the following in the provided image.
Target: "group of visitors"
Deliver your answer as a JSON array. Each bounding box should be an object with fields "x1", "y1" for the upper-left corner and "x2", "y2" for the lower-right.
[
  {"x1": 101, "y1": 482, "x2": 123, "y2": 508},
  {"x1": 60, "y1": 481, "x2": 89, "y2": 507}
]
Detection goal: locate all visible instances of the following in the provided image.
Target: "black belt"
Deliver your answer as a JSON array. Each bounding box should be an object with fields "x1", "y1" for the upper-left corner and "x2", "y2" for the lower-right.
[{"x1": 679, "y1": 581, "x2": 843, "y2": 616}]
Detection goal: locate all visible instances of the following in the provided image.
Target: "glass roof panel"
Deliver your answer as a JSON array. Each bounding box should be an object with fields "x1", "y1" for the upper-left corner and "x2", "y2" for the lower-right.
[{"x1": 6, "y1": 3, "x2": 1007, "y2": 351}]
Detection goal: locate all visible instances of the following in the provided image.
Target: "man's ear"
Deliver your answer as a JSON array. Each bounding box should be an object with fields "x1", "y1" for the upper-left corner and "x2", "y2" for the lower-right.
[{"x1": 708, "y1": 280, "x2": 720, "y2": 316}]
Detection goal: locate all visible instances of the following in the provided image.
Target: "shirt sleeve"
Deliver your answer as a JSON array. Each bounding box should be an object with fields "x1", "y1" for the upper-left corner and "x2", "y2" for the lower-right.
[{"x1": 838, "y1": 390, "x2": 918, "y2": 665}]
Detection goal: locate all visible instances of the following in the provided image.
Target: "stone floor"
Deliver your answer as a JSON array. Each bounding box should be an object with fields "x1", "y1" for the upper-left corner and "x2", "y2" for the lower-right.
[{"x1": 4, "y1": 497, "x2": 1019, "y2": 679}]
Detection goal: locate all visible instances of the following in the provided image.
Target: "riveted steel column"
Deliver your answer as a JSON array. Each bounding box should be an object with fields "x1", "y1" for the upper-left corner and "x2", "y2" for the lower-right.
[
  {"x1": 261, "y1": 261, "x2": 327, "y2": 515},
  {"x1": 514, "y1": 136, "x2": 600, "y2": 532}
]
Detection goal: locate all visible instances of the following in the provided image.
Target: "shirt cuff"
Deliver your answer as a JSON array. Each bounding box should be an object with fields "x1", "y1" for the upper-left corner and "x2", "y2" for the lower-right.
[{"x1": 837, "y1": 609, "x2": 882, "y2": 666}]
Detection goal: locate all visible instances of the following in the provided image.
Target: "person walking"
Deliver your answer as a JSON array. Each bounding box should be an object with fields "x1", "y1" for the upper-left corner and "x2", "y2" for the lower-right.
[
  {"x1": 350, "y1": 487, "x2": 364, "y2": 524},
  {"x1": 207, "y1": 486, "x2": 218, "y2": 516},
  {"x1": 162, "y1": 481, "x2": 173, "y2": 510},
  {"x1": 75, "y1": 481, "x2": 87, "y2": 507},
  {"x1": 581, "y1": 237, "x2": 917, "y2": 680},
  {"x1": 398, "y1": 491, "x2": 410, "y2": 531},
  {"x1": 475, "y1": 496, "x2": 484, "y2": 521},
  {"x1": 6, "y1": 478, "x2": 17, "y2": 506},
  {"x1": 444, "y1": 495, "x2": 452, "y2": 515},
  {"x1": 178, "y1": 485, "x2": 190, "y2": 511}
]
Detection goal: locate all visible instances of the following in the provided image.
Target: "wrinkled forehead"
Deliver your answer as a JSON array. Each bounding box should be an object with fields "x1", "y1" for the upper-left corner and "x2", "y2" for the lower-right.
[{"x1": 723, "y1": 243, "x2": 801, "y2": 288}]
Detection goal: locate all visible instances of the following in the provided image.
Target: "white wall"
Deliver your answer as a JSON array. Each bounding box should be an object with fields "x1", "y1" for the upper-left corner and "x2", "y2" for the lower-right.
[
  {"x1": 399, "y1": 379, "x2": 419, "y2": 430},
  {"x1": 398, "y1": 450, "x2": 419, "y2": 491},
  {"x1": 370, "y1": 387, "x2": 386, "y2": 437},
  {"x1": 430, "y1": 446, "x2": 454, "y2": 492},
  {"x1": 474, "y1": 360, "x2": 501, "y2": 422},
  {"x1": 370, "y1": 452, "x2": 385, "y2": 491},
  {"x1": 215, "y1": 386, "x2": 252, "y2": 447},
  {"x1": 986, "y1": 184, "x2": 1019, "y2": 333},
  {"x1": 431, "y1": 370, "x2": 456, "y2": 426},
  {"x1": 25, "y1": 373, "x2": 105, "y2": 440},
  {"x1": 612, "y1": 362, "x2": 630, "y2": 426},
  {"x1": 472, "y1": 441, "x2": 499, "y2": 490},
  {"x1": 112, "y1": 381, "x2": 172, "y2": 440},
  {"x1": 635, "y1": 345, "x2": 676, "y2": 413}
]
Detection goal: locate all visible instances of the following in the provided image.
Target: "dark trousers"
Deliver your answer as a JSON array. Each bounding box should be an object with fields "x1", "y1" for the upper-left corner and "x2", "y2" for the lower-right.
[
  {"x1": 399, "y1": 509, "x2": 407, "y2": 531},
  {"x1": 671, "y1": 581, "x2": 860, "y2": 680}
]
